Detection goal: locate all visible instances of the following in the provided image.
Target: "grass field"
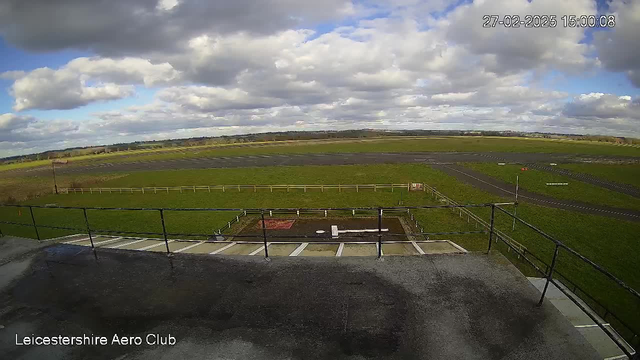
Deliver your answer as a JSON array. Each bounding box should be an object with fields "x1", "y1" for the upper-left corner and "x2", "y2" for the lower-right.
[
  {"x1": 1, "y1": 163, "x2": 638, "y2": 340},
  {"x1": 559, "y1": 163, "x2": 640, "y2": 188},
  {"x1": 463, "y1": 163, "x2": 640, "y2": 211},
  {"x1": 3, "y1": 136, "x2": 640, "y2": 173}
]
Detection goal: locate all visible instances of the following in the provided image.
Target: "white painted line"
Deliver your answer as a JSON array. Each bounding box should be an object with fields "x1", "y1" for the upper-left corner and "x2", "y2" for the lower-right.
[
  {"x1": 93, "y1": 237, "x2": 123, "y2": 246},
  {"x1": 64, "y1": 237, "x2": 90, "y2": 244},
  {"x1": 211, "y1": 242, "x2": 236, "y2": 255},
  {"x1": 138, "y1": 240, "x2": 174, "y2": 251},
  {"x1": 55, "y1": 233, "x2": 86, "y2": 241},
  {"x1": 604, "y1": 354, "x2": 630, "y2": 360},
  {"x1": 174, "y1": 241, "x2": 205, "y2": 253},
  {"x1": 574, "y1": 324, "x2": 610, "y2": 328},
  {"x1": 249, "y1": 244, "x2": 267, "y2": 256},
  {"x1": 109, "y1": 238, "x2": 147, "y2": 249},
  {"x1": 412, "y1": 241, "x2": 425, "y2": 255},
  {"x1": 446, "y1": 240, "x2": 468, "y2": 253},
  {"x1": 336, "y1": 243, "x2": 345, "y2": 257},
  {"x1": 290, "y1": 243, "x2": 308, "y2": 256}
]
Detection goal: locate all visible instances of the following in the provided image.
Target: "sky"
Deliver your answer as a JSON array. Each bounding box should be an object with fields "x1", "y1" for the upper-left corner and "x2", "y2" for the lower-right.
[{"x1": 0, "y1": 0, "x2": 639, "y2": 157}]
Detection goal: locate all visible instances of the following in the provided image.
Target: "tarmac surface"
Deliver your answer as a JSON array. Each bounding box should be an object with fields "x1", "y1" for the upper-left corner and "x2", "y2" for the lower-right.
[
  {"x1": 0, "y1": 241, "x2": 600, "y2": 360},
  {"x1": 432, "y1": 164, "x2": 640, "y2": 222},
  {"x1": 4, "y1": 151, "x2": 639, "y2": 178}
]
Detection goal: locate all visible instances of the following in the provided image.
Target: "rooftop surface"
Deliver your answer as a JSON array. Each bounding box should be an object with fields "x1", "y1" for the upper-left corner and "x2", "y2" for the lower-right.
[{"x1": 0, "y1": 237, "x2": 600, "y2": 359}]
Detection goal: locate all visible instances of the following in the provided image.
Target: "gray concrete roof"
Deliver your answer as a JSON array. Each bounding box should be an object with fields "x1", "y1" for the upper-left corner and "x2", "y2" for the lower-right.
[{"x1": 0, "y1": 241, "x2": 600, "y2": 359}]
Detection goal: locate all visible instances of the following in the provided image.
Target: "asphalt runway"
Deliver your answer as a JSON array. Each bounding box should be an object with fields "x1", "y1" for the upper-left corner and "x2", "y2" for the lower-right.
[
  {"x1": 5, "y1": 151, "x2": 638, "y2": 178},
  {"x1": 432, "y1": 164, "x2": 640, "y2": 222}
]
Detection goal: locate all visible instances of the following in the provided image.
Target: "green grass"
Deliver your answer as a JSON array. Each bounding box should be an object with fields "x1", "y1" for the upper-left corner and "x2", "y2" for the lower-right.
[
  {"x1": 463, "y1": 163, "x2": 640, "y2": 211},
  {"x1": 559, "y1": 163, "x2": 640, "y2": 189},
  {"x1": 1, "y1": 163, "x2": 638, "y2": 340},
  {"x1": 4, "y1": 136, "x2": 639, "y2": 172}
]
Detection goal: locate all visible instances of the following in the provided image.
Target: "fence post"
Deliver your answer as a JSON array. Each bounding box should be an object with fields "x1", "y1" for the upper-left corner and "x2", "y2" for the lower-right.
[
  {"x1": 261, "y1": 210, "x2": 269, "y2": 258},
  {"x1": 83, "y1": 208, "x2": 95, "y2": 249},
  {"x1": 28, "y1": 206, "x2": 41, "y2": 241},
  {"x1": 538, "y1": 244, "x2": 560, "y2": 306},
  {"x1": 159, "y1": 209, "x2": 170, "y2": 254},
  {"x1": 377, "y1": 207, "x2": 383, "y2": 258},
  {"x1": 487, "y1": 204, "x2": 495, "y2": 253}
]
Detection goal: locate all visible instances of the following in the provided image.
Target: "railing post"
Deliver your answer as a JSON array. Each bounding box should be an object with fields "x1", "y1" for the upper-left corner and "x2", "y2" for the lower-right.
[
  {"x1": 261, "y1": 210, "x2": 269, "y2": 258},
  {"x1": 159, "y1": 209, "x2": 170, "y2": 254},
  {"x1": 377, "y1": 207, "x2": 383, "y2": 258},
  {"x1": 487, "y1": 204, "x2": 495, "y2": 253},
  {"x1": 83, "y1": 208, "x2": 95, "y2": 249},
  {"x1": 538, "y1": 244, "x2": 560, "y2": 306},
  {"x1": 28, "y1": 206, "x2": 40, "y2": 241}
]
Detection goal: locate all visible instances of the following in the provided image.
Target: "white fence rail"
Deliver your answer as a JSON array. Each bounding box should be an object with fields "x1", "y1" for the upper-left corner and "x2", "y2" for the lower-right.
[{"x1": 60, "y1": 183, "x2": 421, "y2": 194}]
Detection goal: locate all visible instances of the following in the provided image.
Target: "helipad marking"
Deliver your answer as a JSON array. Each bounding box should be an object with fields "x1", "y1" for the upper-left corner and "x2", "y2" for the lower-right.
[
  {"x1": 211, "y1": 242, "x2": 236, "y2": 255},
  {"x1": 249, "y1": 244, "x2": 267, "y2": 256},
  {"x1": 447, "y1": 240, "x2": 469, "y2": 253},
  {"x1": 174, "y1": 241, "x2": 205, "y2": 253},
  {"x1": 93, "y1": 237, "x2": 123, "y2": 246},
  {"x1": 336, "y1": 243, "x2": 345, "y2": 257},
  {"x1": 411, "y1": 241, "x2": 426, "y2": 255},
  {"x1": 110, "y1": 238, "x2": 147, "y2": 249},
  {"x1": 289, "y1": 243, "x2": 308, "y2": 256},
  {"x1": 64, "y1": 237, "x2": 90, "y2": 244},
  {"x1": 138, "y1": 240, "x2": 174, "y2": 251}
]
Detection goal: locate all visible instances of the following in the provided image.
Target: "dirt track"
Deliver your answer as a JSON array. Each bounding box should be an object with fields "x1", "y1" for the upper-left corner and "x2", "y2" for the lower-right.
[{"x1": 431, "y1": 164, "x2": 640, "y2": 222}]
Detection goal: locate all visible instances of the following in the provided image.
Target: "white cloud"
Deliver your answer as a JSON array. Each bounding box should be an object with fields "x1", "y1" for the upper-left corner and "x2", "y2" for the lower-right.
[
  {"x1": 593, "y1": 0, "x2": 640, "y2": 86},
  {"x1": 563, "y1": 93, "x2": 640, "y2": 120},
  {"x1": 1, "y1": 0, "x2": 639, "y2": 156},
  {"x1": 9, "y1": 68, "x2": 135, "y2": 111}
]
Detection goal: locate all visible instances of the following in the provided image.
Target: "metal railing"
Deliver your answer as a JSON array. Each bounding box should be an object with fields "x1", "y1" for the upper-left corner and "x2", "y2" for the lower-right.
[
  {"x1": 0, "y1": 201, "x2": 637, "y2": 358},
  {"x1": 492, "y1": 205, "x2": 639, "y2": 359},
  {"x1": 422, "y1": 183, "x2": 527, "y2": 253},
  {"x1": 59, "y1": 183, "x2": 420, "y2": 194}
]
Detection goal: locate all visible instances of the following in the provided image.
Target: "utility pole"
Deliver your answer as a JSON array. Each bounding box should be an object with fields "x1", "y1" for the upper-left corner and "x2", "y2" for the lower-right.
[
  {"x1": 52, "y1": 162, "x2": 58, "y2": 194},
  {"x1": 51, "y1": 159, "x2": 69, "y2": 194}
]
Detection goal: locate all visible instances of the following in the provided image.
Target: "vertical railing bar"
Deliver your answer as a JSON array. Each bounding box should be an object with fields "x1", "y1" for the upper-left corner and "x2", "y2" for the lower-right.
[
  {"x1": 377, "y1": 207, "x2": 382, "y2": 258},
  {"x1": 29, "y1": 205, "x2": 41, "y2": 241},
  {"x1": 486, "y1": 204, "x2": 495, "y2": 253},
  {"x1": 261, "y1": 210, "x2": 269, "y2": 258},
  {"x1": 83, "y1": 208, "x2": 95, "y2": 249},
  {"x1": 538, "y1": 244, "x2": 560, "y2": 306},
  {"x1": 159, "y1": 209, "x2": 170, "y2": 254}
]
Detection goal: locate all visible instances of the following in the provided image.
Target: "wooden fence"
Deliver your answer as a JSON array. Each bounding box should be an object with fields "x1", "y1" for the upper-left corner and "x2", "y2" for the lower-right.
[{"x1": 60, "y1": 183, "x2": 422, "y2": 194}]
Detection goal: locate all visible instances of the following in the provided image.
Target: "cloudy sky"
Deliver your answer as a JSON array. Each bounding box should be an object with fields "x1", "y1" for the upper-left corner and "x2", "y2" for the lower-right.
[{"x1": 0, "y1": 0, "x2": 639, "y2": 157}]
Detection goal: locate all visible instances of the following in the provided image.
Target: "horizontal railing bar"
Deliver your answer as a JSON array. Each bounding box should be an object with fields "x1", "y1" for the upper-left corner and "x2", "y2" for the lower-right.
[{"x1": 0, "y1": 203, "x2": 509, "y2": 211}]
